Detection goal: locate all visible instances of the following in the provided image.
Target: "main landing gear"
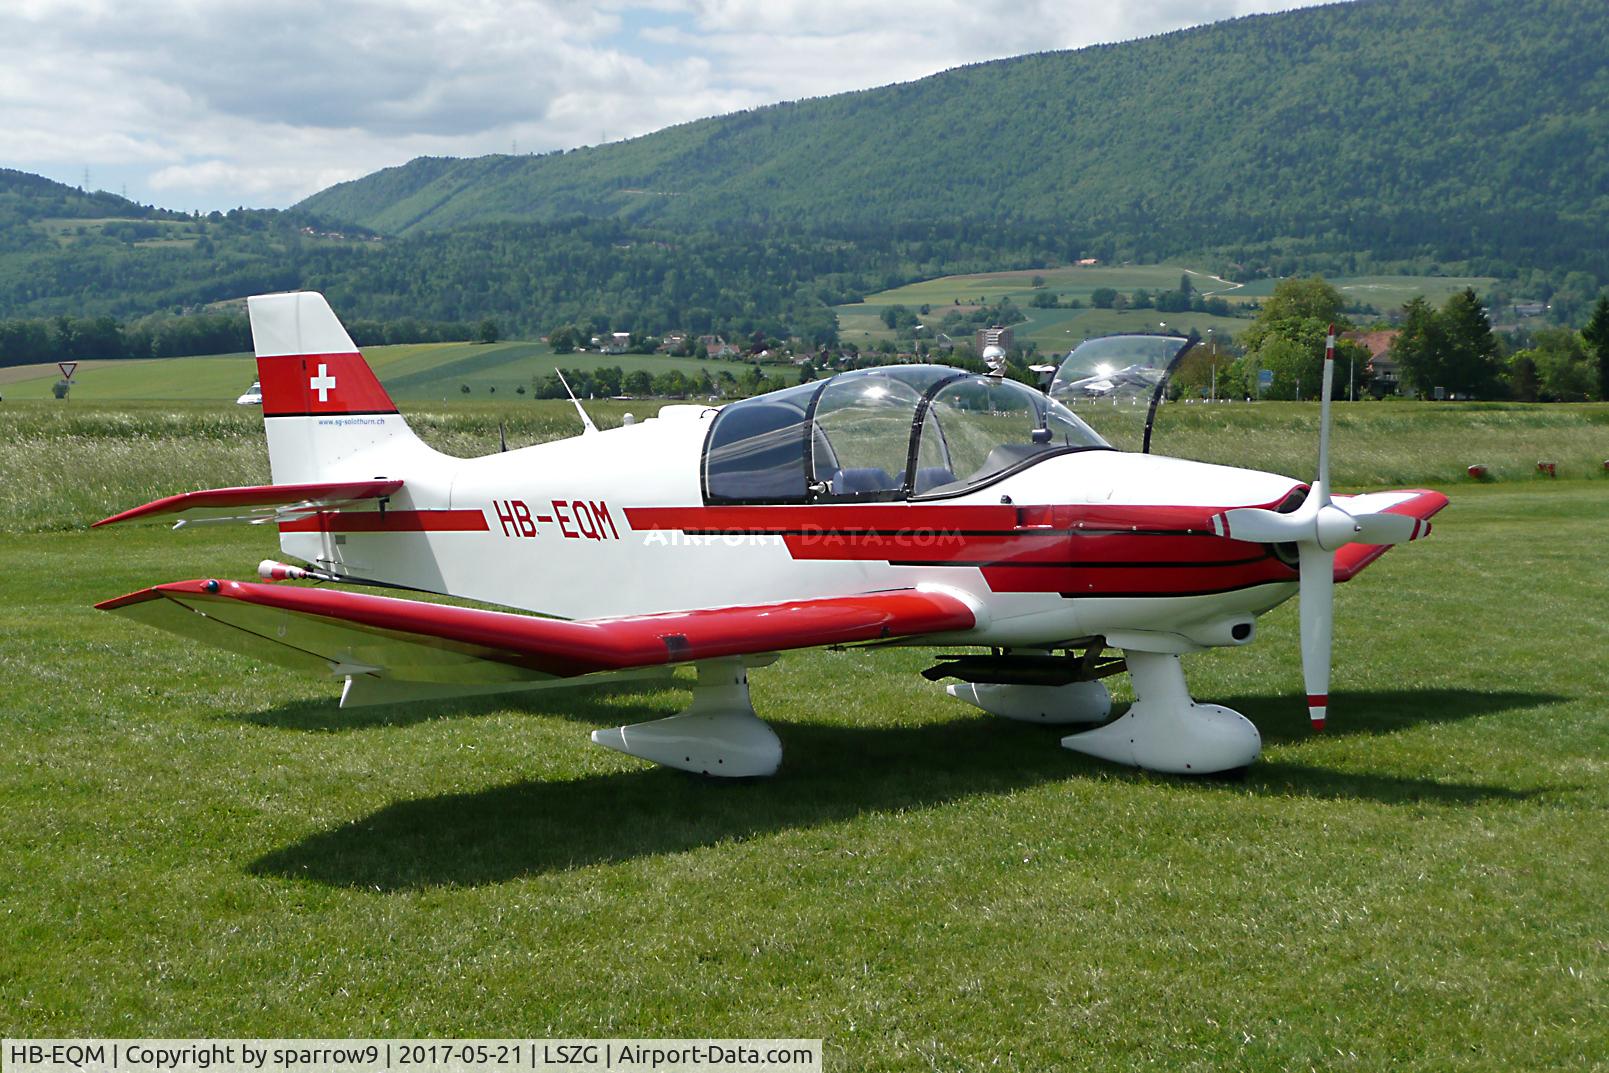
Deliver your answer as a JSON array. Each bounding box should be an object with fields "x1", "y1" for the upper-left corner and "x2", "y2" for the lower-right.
[
  {"x1": 590, "y1": 649, "x2": 1261, "y2": 779},
  {"x1": 590, "y1": 660, "x2": 782, "y2": 777}
]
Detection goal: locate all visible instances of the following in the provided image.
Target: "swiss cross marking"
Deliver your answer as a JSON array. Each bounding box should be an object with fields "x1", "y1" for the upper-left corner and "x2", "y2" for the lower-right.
[{"x1": 310, "y1": 363, "x2": 337, "y2": 402}]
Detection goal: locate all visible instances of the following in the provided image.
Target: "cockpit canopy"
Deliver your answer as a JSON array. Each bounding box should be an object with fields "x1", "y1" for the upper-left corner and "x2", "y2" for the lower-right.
[{"x1": 703, "y1": 364, "x2": 1111, "y2": 503}]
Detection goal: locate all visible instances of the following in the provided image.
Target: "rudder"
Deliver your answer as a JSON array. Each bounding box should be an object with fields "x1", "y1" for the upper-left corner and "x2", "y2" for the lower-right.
[{"x1": 248, "y1": 291, "x2": 434, "y2": 484}]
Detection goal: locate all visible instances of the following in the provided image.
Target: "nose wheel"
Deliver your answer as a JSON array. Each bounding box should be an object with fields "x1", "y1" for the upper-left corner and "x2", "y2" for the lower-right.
[{"x1": 1060, "y1": 651, "x2": 1261, "y2": 775}]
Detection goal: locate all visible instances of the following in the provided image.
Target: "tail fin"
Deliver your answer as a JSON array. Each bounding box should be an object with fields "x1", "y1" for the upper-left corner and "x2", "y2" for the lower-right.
[{"x1": 248, "y1": 292, "x2": 435, "y2": 484}]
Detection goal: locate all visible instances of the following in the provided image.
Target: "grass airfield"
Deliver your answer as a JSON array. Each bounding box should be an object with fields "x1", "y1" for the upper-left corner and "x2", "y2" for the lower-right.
[{"x1": 1, "y1": 400, "x2": 1606, "y2": 1069}]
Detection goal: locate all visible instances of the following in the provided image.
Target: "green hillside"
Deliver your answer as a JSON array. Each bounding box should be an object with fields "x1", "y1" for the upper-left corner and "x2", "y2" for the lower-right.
[
  {"x1": 300, "y1": 0, "x2": 1609, "y2": 279},
  {"x1": 0, "y1": 168, "x2": 183, "y2": 252},
  {"x1": 0, "y1": 169, "x2": 387, "y2": 321},
  {"x1": 4, "y1": 0, "x2": 1606, "y2": 342}
]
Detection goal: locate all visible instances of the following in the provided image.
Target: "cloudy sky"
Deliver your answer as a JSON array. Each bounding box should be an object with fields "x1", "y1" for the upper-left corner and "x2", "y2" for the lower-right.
[{"x1": 2, "y1": 0, "x2": 1331, "y2": 212}]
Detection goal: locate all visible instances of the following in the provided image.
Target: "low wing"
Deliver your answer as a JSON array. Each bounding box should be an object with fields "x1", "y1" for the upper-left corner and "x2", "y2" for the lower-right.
[
  {"x1": 93, "y1": 479, "x2": 403, "y2": 528},
  {"x1": 1330, "y1": 488, "x2": 1449, "y2": 582},
  {"x1": 96, "y1": 580, "x2": 977, "y2": 706}
]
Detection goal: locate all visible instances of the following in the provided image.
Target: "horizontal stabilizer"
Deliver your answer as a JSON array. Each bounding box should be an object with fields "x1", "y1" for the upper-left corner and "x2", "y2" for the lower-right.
[
  {"x1": 95, "y1": 580, "x2": 977, "y2": 699},
  {"x1": 93, "y1": 479, "x2": 403, "y2": 528}
]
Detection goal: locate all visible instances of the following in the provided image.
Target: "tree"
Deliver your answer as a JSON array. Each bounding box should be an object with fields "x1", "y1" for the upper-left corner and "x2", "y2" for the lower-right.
[
  {"x1": 593, "y1": 365, "x2": 623, "y2": 397},
  {"x1": 1091, "y1": 287, "x2": 1118, "y2": 309},
  {"x1": 1259, "y1": 336, "x2": 1314, "y2": 400},
  {"x1": 1526, "y1": 328, "x2": 1595, "y2": 401},
  {"x1": 623, "y1": 370, "x2": 653, "y2": 396},
  {"x1": 652, "y1": 370, "x2": 690, "y2": 397},
  {"x1": 1581, "y1": 295, "x2": 1609, "y2": 400},
  {"x1": 1507, "y1": 353, "x2": 1540, "y2": 402},
  {"x1": 1239, "y1": 276, "x2": 1347, "y2": 356},
  {"x1": 880, "y1": 305, "x2": 917, "y2": 330},
  {"x1": 1236, "y1": 276, "x2": 1350, "y2": 399},
  {"x1": 1392, "y1": 289, "x2": 1504, "y2": 399},
  {"x1": 548, "y1": 325, "x2": 579, "y2": 353},
  {"x1": 1439, "y1": 288, "x2": 1504, "y2": 398},
  {"x1": 1391, "y1": 296, "x2": 1446, "y2": 398},
  {"x1": 739, "y1": 364, "x2": 770, "y2": 395},
  {"x1": 476, "y1": 318, "x2": 500, "y2": 344}
]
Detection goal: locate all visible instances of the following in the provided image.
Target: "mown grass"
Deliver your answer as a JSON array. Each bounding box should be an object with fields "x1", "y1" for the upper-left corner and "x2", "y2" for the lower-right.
[{"x1": 1, "y1": 470, "x2": 1605, "y2": 1067}]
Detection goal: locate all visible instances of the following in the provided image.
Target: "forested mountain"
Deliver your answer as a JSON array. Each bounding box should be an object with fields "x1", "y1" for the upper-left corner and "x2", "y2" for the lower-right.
[
  {"x1": 0, "y1": 169, "x2": 186, "y2": 254},
  {"x1": 299, "y1": 0, "x2": 1609, "y2": 279},
  {"x1": 3, "y1": 0, "x2": 1607, "y2": 352}
]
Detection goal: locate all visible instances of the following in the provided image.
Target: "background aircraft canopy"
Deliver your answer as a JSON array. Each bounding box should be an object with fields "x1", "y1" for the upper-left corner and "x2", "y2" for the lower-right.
[
  {"x1": 1050, "y1": 334, "x2": 1192, "y2": 400},
  {"x1": 704, "y1": 365, "x2": 1108, "y2": 504}
]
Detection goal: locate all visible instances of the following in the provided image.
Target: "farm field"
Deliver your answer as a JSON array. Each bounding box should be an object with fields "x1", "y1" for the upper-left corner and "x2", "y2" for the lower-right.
[
  {"x1": 0, "y1": 398, "x2": 1604, "y2": 1069},
  {"x1": 835, "y1": 263, "x2": 1249, "y2": 356},
  {"x1": 0, "y1": 341, "x2": 724, "y2": 403},
  {"x1": 1230, "y1": 273, "x2": 1499, "y2": 309},
  {"x1": 835, "y1": 266, "x2": 1500, "y2": 356}
]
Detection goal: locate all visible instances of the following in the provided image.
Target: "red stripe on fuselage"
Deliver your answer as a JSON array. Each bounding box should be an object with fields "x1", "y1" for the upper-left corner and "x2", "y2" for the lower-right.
[
  {"x1": 625, "y1": 501, "x2": 1297, "y2": 597},
  {"x1": 626, "y1": 502, "x2": 1254, "y2": 534},
  {"x1": 984, "y1": 559, "x2": 1292, "y2": 596},
  {"x1": 781, "y1": 530, "x2": 1266, "y2": 566},
  {"x1": 278, "y1": 509, "x2": 489, "y2": 533}
]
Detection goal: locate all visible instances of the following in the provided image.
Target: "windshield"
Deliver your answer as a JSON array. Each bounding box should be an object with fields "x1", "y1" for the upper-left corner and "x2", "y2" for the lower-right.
[
  {"x1": 1049, "y1": 334, "x2": 1192, "y2": 401},
  {"x1": 914, "y1": 377, "x2": 1105, "y2": 496},
  {"x1": 703, "y1": 366, "x2": 1110, "y2": 504}
]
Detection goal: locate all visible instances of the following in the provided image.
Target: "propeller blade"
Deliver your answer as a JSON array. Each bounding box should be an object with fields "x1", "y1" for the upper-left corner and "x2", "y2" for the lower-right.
[
  {"x1": 1298, "y1": 542, "x2": 1334, "y2": 731},
  {"x1": 1351, "y1": 512, "x2": 1421, "y2": 546},
  {"x1": 1312, "y1": 324, "x2": 1337, "y2": 508},
  {"x1": 1212, "y1": 506, "x2": 1306, "y2": 543}
]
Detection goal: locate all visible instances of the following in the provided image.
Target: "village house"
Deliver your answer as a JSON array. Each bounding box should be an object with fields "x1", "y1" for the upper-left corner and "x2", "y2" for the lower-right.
[
  {"x1": 1341, "y1": 329, "x2": 1402, "y2": 397},
  {"x1": 698, "y1": 334, "x2": 740, "y2": 358}
]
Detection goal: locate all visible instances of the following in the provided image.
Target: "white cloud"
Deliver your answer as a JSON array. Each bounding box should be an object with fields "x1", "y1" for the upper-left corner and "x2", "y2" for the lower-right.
[{"x1": 0, "y1": 0, "x2": 1332, "y2": 211}]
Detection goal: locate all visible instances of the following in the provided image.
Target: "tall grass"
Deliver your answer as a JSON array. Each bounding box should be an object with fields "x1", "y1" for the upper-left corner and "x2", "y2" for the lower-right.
[
  {"x1": 2, "y1": 399, "x2": 1604, "y2": 532},
  {"x1": 1079, "y1": 399, "x2": 1609, "y2": 486}
]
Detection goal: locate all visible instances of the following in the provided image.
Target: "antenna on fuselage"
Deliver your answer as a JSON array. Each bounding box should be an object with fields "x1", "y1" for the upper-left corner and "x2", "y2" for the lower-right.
[{"x1": 555, "y1": 368, "x2": 598, "y2": 435}]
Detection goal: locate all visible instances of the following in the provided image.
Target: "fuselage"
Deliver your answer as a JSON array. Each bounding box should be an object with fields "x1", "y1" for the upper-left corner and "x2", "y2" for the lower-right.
[{"x1": 276, "y1": 396, "x2": 1306, "y2": 656}]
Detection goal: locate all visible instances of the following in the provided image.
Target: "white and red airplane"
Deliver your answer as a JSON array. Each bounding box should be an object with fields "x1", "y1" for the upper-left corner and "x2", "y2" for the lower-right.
[{"x1": 96, "y1": 292, "x2": 1445, "y2": 777}]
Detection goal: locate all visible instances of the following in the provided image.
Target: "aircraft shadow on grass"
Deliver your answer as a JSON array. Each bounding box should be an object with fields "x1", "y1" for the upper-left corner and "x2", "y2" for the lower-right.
[{"x1": 247, "y1": 687, "x2": 1562, "y2": 891}]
